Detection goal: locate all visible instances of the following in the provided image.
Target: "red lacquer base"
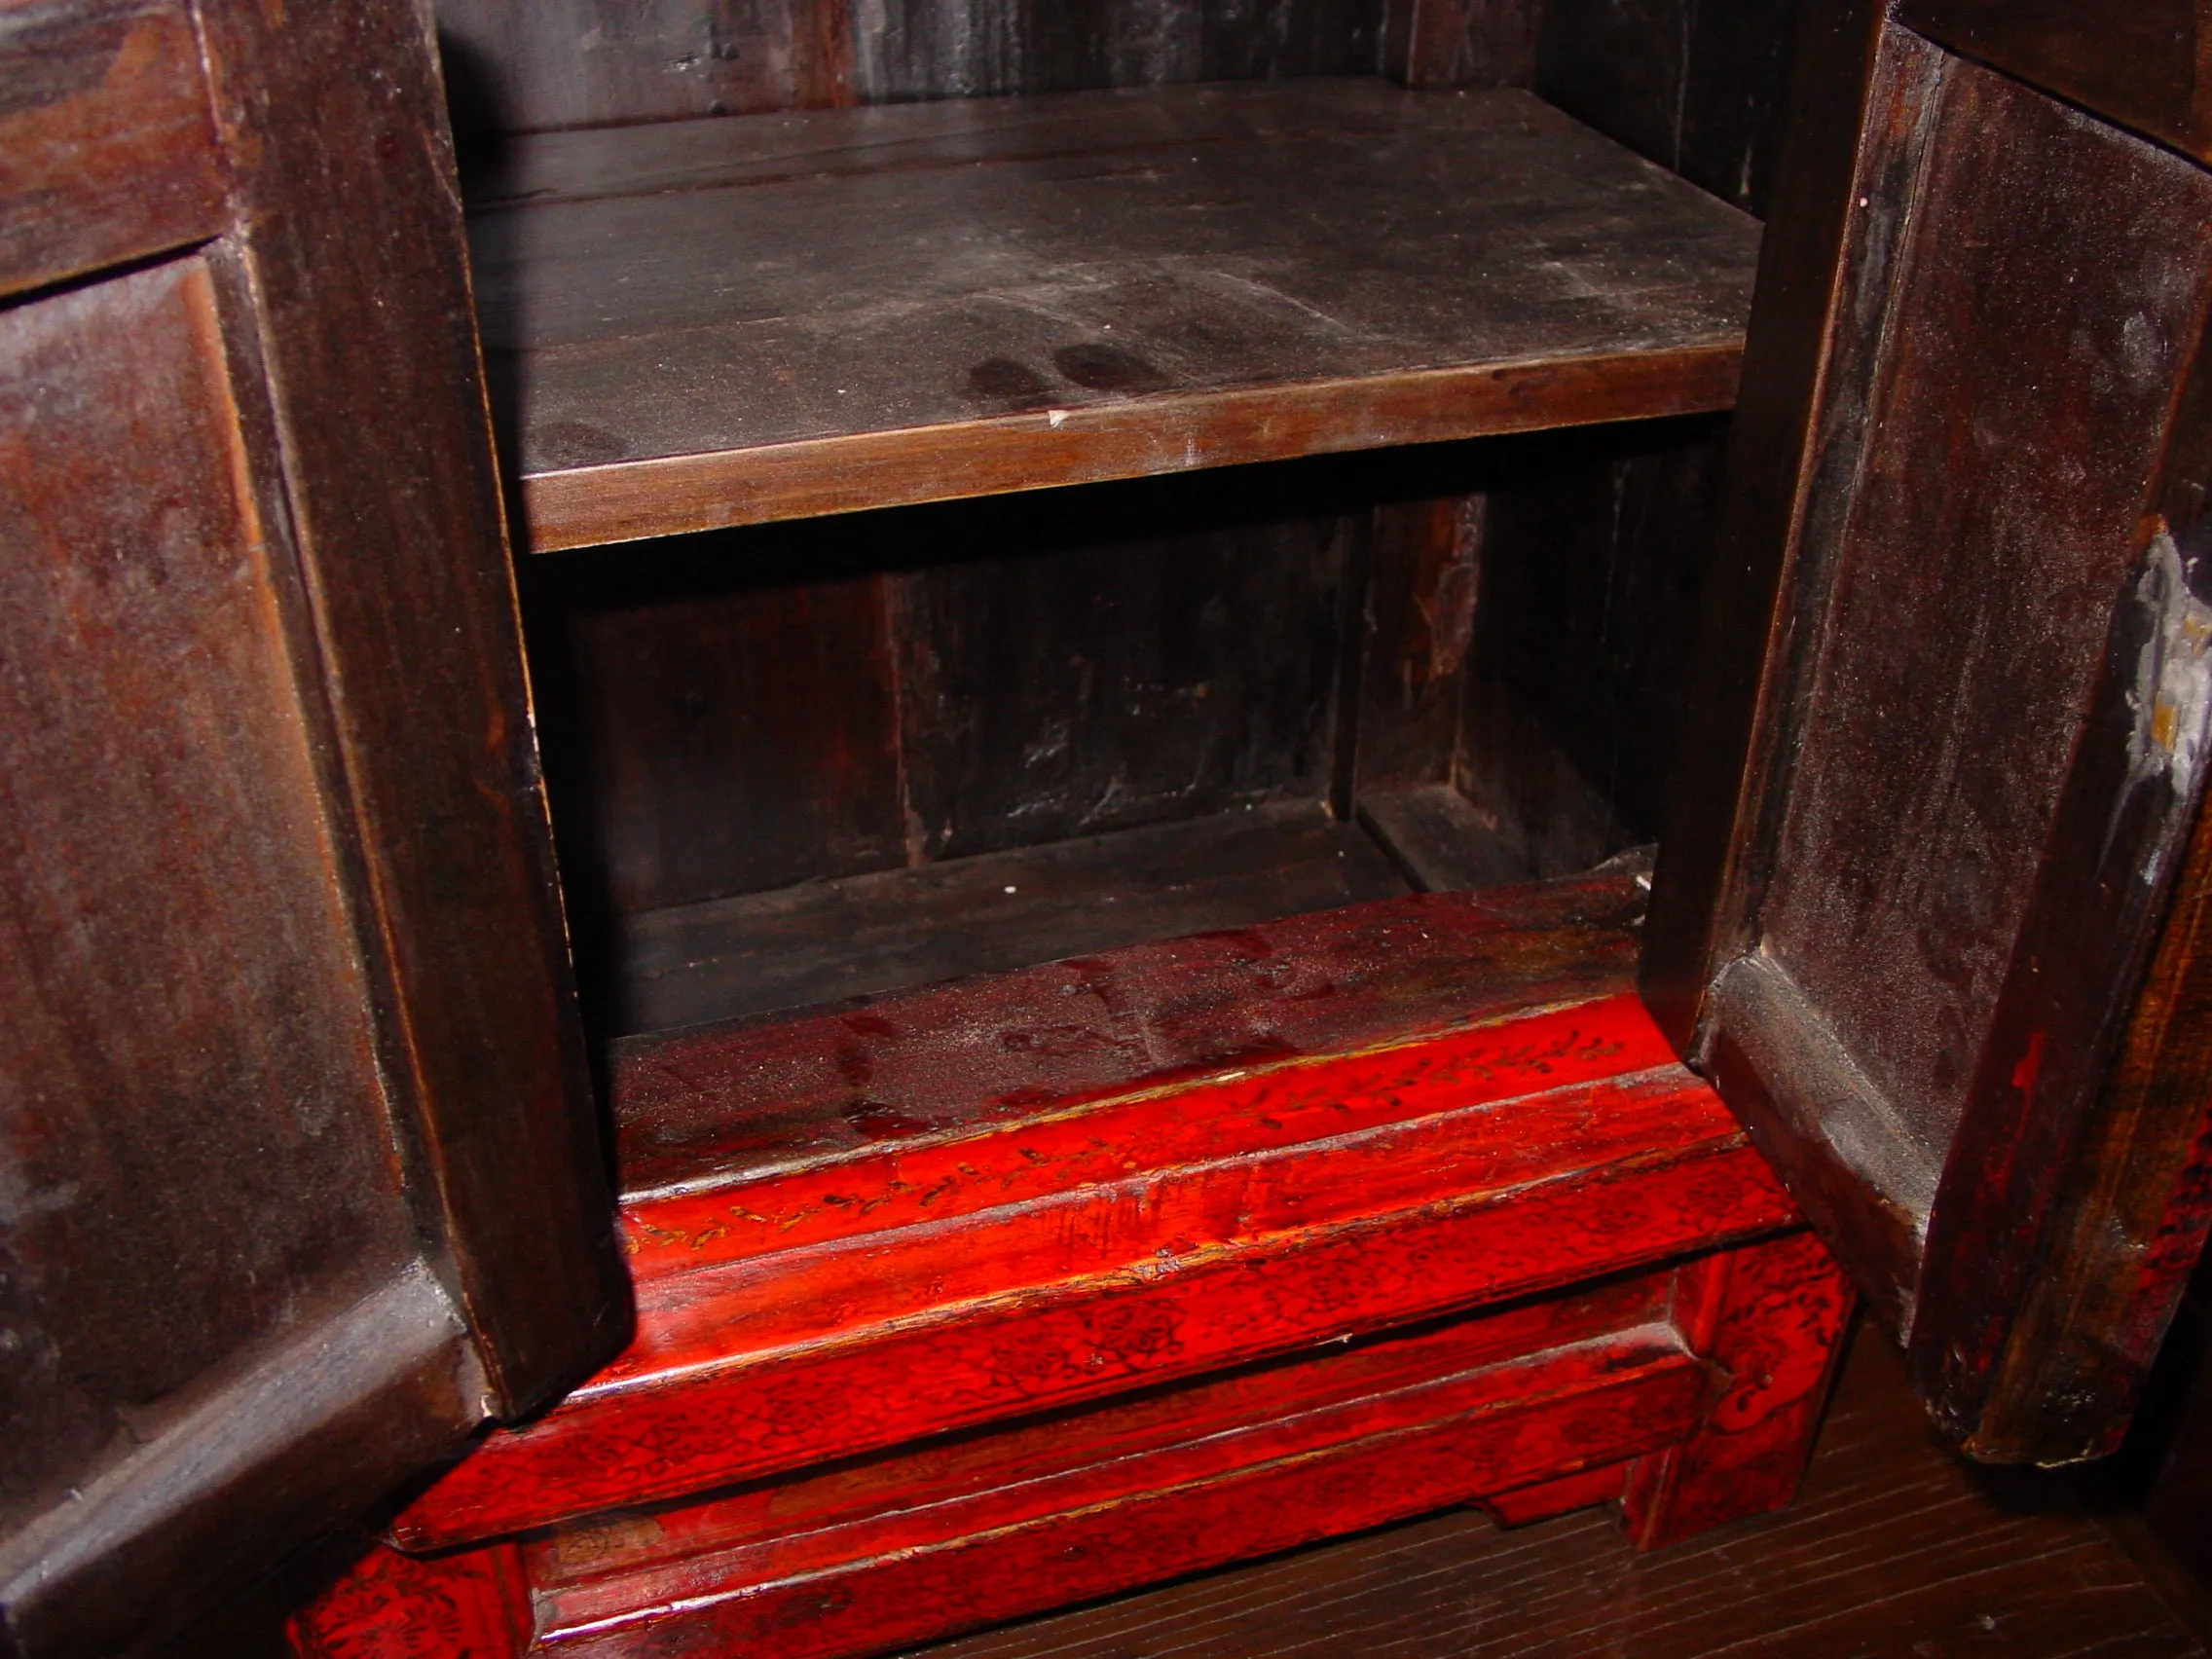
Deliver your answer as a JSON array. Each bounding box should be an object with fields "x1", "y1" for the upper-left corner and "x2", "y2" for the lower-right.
[{"x1": 293, "y1": 883, "x2": 1853, "y2": 1658}]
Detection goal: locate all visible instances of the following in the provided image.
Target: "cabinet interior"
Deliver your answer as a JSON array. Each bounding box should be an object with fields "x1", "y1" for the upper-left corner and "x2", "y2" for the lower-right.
[{"x1": 440, "y1": 0, "x2": 1789, "y2": 1179}]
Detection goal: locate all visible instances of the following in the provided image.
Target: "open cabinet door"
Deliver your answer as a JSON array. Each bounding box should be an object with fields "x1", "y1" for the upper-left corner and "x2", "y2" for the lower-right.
[
  {"x1": 0, "y1": 1, "x2": 628, "y2": 1652},
  {"x1": 1644, "y1": 0, "x2": 2212, "y2": 1463}
]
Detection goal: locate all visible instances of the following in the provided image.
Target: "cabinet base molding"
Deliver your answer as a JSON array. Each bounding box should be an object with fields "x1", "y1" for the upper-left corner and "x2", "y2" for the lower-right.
[
  {"x1": 296, "y1": 1229, "x2": 1849, "y2": 1657},
  {"x1": 295, "y1": 898, "x2": 1853, "y2": 1656}
]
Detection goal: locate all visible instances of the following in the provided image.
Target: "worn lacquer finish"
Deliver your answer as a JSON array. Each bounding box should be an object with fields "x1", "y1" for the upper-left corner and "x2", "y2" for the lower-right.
[{"x1": 298, "y1": 972, "x2": 1848, "y2": 1659}]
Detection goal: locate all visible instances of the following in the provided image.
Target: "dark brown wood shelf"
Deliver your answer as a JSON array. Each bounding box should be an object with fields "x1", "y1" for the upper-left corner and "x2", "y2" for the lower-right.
[{"x1": 471, "y1": 79, "x2": 1761, "y2": 551}]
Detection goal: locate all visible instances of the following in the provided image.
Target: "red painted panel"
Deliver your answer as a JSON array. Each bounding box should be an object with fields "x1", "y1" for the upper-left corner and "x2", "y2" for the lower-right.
[
  {"x1": 616, "y1": 874, "x2": 1646, "y2": 1192},
  {"x1": 538, "y1": 1327, "x2": 1705, "y2": 1642},
  {"x1": 289, "y1": 1541, "x2": 527, "y2": 1659},
  {"x1": 1481, "y1": 1460, "x2": 1635, "y2": 1525},
  {"x1": 1623, "y1": 1229, "x2": 1856, "y2": 1547},
  {"x1": 397, "y1": 1124, "x2": 1788, "y2": 1548},
  {"x1": 623, "y1": 994, "x2": 1674, "y2": 1277},
  {"x1": 528, "y1": 1272, "x2": 1677, "y2": 1588},
  {"x1": 537, "y1": 1346, "x2": 1710, "y2": 1657},
  {"x1": 296, "y1": 1232, "x2": 1856, "y2": 1659},
  {"x1": 614, "y1": 1064, "x2": 1744, "y2": 1380}
]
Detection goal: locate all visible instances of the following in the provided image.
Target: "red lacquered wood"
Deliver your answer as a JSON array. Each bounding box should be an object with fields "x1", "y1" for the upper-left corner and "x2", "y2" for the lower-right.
[
  {"x1": 396, "y1": 1074, "x2": 1790, "y2": 1548},
  {"x1": 289, "y1": 1541, "x2": 529, "y2": 1659},
  {"x1": 1481, "y1": 1460, "x2": 1634, "y2": 1526},
  {"x1": 615, "y1": 873, "x2": 1647, "y2": 1194},
  {"x1": 618, "y1": 1063, "x2": 1737, "y2": 1371},
  {"x1": 530, "y1": 1272, "x2": 1678, "y2": 1587},
  {"x1": 622, "y1": 994, "x2": 1676, "y2": 1278},
  {"x1": 294, "y1": 1221, "x2": 1859, "y2": 1659},
  {"x1": 1623, "y1": 1228, "x2": 1856, "y2": 1547},
  {"x1": 537, "y1": 1334, "x2": 1710, "y2": 1657},
  {"x1": 536, "y1": 1324, "x2": 1707, "y2": 1650}
]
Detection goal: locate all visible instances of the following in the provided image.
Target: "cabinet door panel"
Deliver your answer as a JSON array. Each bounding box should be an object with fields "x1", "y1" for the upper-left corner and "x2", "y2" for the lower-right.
[
  {"x1": 1647, "y1": 1, "x2": 2212, "y2": 1459},
  {"x1": 0, "y1": 2, "x2": 625, "y2": 1651}
]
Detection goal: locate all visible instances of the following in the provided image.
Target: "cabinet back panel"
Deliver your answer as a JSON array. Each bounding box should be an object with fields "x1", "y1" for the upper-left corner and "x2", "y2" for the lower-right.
[
  {"x1": 524, "y1": 464, "x2": 1365, "y2": 920},
  {"x1": 434, "y1": 0, "x2": 1382, "y2": 135}
]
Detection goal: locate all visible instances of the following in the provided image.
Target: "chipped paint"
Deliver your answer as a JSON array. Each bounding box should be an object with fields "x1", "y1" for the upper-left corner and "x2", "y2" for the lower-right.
[{"x1": 2125, "y1": 526, "x2": 2212, "y2": 874}]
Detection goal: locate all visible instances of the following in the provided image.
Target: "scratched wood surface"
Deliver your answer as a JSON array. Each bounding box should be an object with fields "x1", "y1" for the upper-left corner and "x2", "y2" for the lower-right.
[
  {"x1": 468, "y1": 79, "x2": 1759, "y2": 547},
  {"x1": 895, "y1": 1327, "x2": 2209, "y2": 1659}
]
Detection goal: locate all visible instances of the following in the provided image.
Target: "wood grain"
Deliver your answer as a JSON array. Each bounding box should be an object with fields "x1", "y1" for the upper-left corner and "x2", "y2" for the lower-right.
[
  {"x1": 0, "y1": 252, "x2": 416, "y2": 1569},
  {"x1": 431, "y1": 0, "x2": 1381, "y2": 135},
  {"x1": 1755, "y1": 53, "x2": 2212, "y2": 1179},
  {"x1": 1914, "y1": 287, "x2": 2212, "y2": 1460},
  {"x1": 391, "y1": 959, "x2": 1798, "y2": 1549},
  {"x1": 467, "y1": 80, "x2": 1758, "y2": 547},
  {"x1": 0, "y1": 0, "x2": 223, "y2": 299},
  {"x1": 0, "y1": 0, "x2": 622, "y2": 1646},
  {"x1": 609, "y1": 801, "x2": 1405, "y2": 1033},
  {"x1": 1899, "y1": 0, "x2": 2212, "y2": 166},
  {"x1": 300, "y1": 1233, "x2": 1848, "y2": 1658},
  {"x1": 197, "y1": 0, "x2": 631, "y2": 1421}
]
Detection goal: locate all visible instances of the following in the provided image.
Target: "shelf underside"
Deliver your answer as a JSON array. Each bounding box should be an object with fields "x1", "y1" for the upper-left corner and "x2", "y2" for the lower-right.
[{"x1": 472, "y1": 79, "x2": 1761, "y2": 550}]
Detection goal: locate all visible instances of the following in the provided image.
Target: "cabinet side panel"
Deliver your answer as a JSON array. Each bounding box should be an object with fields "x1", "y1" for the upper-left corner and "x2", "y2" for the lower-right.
[
  {"x1": 1757, "y1": 57, "x2": 2212, "y2": 1171},
  {"x1": 197, "y1": 0, "x2": 629, "y2": 1414},
  {"x1": 0, "y1": 258, "x2": 417, "y2": 1539}
]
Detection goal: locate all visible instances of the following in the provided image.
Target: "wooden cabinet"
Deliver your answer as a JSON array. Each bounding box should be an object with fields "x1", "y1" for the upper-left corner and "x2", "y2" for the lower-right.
[
  {"x1": 3, "y1": 0, "x2": 2209, "y2": 1653},
  {"x1": 0, "y1": 3, "x2": 623, "y2": 1652}
]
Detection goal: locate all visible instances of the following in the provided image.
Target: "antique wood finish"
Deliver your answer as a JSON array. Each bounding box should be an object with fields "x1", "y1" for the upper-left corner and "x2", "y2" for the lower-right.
[
  {"x1": 299, "y1": 1234, "x2": 1850, "y2": 1659},
  {"x1": 1927, "y1": 307, "x2": 2212, "y2": 1459},
  {"x1": 885, "y1": 1332, "x2": 2205, "y2": 1659},
  {"x1": 388, "y1": 874, "x2": 1811, "y2": 1553},
  {"x1": 1621, "y1": 1228, "x2": 1854, "y2": 1545},
  {"x1": 1897, "y1": 0, "x2": 2212, "y2": 167},
  {"x1": 1357, "y1": 784, "x2": 1530, "y2": 892},
  {"x1": 0, "y1": 0, "x2": 225, "y2": 301},
  {"x1": 1637, "y1": 0, "x2": 1888, "y2": 1060},
  {"x1": 192, "y1": 0, "x2": 630, "y2": 1417},
  {"x1": 298, "y1": 973, "x2": 1850, "y2": 1659},
  {"x1": 1535, "y1": 0, "x2": 1803, "y2": 215},
  {"x1": 432, "y1": 0, "x2": 1380, "y2": 134},
  {"x1": 1644, "y1": 0, "x2": 2212, "y2": 1459},
  {"x1": 611, "y1": 855, "x2": 1646, "y2": 1190},
  {"x1": 0, "y1": 1, "x2": 621, "y2": 1651},
  {"x1": 522, "y1": 455, "x2": 1376, "y2": 962},
  {"x1": 610, "y1": 802, "x2": 1405, "y2": 1034},
  {"x1": 468, "y1": 80, "x2": 1758, "y2": 549}
]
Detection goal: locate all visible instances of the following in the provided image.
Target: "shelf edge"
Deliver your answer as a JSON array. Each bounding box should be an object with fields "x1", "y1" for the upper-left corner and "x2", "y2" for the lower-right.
[{"x1": 516, "y1": 341, "x2": 1744, "y2": 552}]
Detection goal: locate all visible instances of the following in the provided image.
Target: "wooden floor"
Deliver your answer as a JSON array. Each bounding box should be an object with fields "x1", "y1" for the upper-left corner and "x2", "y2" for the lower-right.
[{"x1": 896, "y1": 1324, "x2": 2210, "y2": 1659}]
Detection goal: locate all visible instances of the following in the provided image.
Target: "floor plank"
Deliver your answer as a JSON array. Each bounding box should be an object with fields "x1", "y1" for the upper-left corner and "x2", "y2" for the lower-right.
[{"x1": 897, "y1": 1326, "x2": 2207, "y2": 1659}]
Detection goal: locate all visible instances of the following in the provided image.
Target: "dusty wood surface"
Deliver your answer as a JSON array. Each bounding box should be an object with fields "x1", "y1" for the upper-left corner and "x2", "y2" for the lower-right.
[
  {"x1": 1357, "y1": 783, "x2": 1530, "y2": 890},
  {"x1": 1899, "y1": 0, "x2": 2212, "y2": 166},
  {"x1": 0, "y1": 0, "x2": 624, "y2": 1649},
  {"x1": 1755, "y1": 49, "x2": 2212, "y2": 1185},
  {"x1": 897, "y1": 1328, "x2": 2209, "y2": 1659},
  {"x1": 610, "y1": 858, "x2": 1647, "y2": 1193},
  {"x1": 468, "y1": 80, "x2": 1759, "y2": 547},
  {"x1": 610, "y1": 800, "x2": 1404, "y2": 1034},
  {"x1": 0, "y1": 0, "x2": 224, "y2": 300}
]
